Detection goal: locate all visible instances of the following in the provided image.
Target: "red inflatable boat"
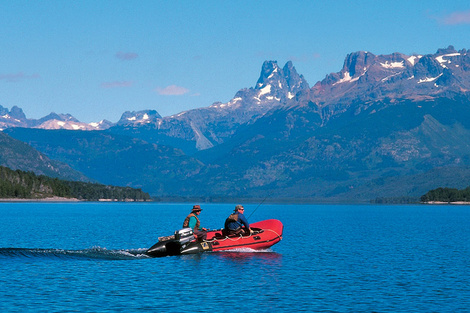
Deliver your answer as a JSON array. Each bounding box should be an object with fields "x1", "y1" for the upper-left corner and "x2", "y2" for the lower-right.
[{"x1": 146, "y1": 219, "x2": 283, "y2": 257}]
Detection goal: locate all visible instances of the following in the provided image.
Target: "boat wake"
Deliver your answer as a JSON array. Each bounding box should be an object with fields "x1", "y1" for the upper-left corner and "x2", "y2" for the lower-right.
[{"x1": 0, "y1": 247, "x2": 150, "y2": 261}]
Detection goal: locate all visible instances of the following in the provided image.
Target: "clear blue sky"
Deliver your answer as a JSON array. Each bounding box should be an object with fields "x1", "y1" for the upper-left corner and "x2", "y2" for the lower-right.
[{"x1": 1, "y1": 1, "x2": 470, "y2": 123}]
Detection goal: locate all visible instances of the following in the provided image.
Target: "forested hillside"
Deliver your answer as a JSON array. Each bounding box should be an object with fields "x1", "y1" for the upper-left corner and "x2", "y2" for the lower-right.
[
  {"x1": 420, "y1": 186, "x2": 470, "y2": 203},
  {"x1": 0, "y1": 166, "x2": 150, "y2": 201}
]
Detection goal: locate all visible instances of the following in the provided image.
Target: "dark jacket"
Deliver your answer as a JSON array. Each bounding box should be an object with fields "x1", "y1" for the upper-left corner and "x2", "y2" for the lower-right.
[{"x1": 224, "y1": 212, "x2": 249, "y2": 231}]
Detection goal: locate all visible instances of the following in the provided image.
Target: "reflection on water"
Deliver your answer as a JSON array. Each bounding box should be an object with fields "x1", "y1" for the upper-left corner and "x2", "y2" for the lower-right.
[{"x1": 215, "y1": 250, "x2": 282, "y2": 262}]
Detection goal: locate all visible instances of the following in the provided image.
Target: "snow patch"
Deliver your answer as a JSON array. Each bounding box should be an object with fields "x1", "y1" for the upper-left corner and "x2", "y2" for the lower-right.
[
  {"x1": 267, "y1": 67, "x2": 278, "y2": 79},
  {"x1": 381, "y1": 72, "x2": 402, "y2": 82},
  {"x1": 436, "y1": 53, "x2": 460, "y2": 62},
  {"x1": 436, "y1": 53, "x2": 460, "y2": 68},
  {"x1": 143, "y1": 113, "x2": 149, "y2": 120},
  {"x1": 380, "y1": 61, "x2": 405, "y2": 69},
  {"x1": 57, "y1": 121, "x2": 65, "y2": 126},
  {"x1": 417, "y1": 73, "x2": 443, "y2": 84},
  {"x1": 407, "y1": 56, "x2": 421, "y2": 66},
  {"x1": 127, "y1": 116, "x2": 136, "y2": 121},
  {"x1": 333, "y1": 72, "x2": 359, "y2": 85},
  {"x1": 258, "y1": 84, "x2": 272, "y2": 97},
  {"x1": 288, "y1": 92, "x2": 295, "y2": 99}
]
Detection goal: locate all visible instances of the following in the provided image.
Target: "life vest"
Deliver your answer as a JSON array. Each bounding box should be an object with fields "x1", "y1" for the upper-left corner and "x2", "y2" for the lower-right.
[
  {"x1": 224, "y1": 212, "x2": 240, "y2": 230},
  {"x1": 183, "y1": 213, "x2": 200, "y2": 230},
  {"x1": 226, "y1": 212, "x2": 239, "y2": 223}
]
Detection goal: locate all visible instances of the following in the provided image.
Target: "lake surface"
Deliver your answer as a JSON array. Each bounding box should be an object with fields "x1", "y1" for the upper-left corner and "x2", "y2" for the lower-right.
[{"x1": 1, "y1": 202, "x2": 469, "y2": 312}]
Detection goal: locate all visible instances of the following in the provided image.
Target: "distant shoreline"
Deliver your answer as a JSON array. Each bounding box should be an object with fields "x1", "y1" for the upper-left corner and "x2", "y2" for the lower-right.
[
  {"x1": 0, "y1": 196, "x2": 80, "y2": 202},
  {"x1": 0, "y1": 197, "x2": 151, "y2": 203},
  {"x1": 423, "y1": 201, "x2": 470, "y2": 205},
  {"x1": 1, "y1": 197, "x2": 468, "y2": 204}
]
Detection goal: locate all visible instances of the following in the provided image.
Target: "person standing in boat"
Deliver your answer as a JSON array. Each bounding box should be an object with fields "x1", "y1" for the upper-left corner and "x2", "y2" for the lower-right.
[
  {"x1": 183, "y1": 205, "x2": 207, "y2": 241},
  {"x1": 224, "y1": 205, "x2": 252, "y2": 236}
]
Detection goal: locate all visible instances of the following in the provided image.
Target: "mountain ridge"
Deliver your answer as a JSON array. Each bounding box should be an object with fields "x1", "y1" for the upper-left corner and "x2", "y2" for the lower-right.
[{"x1": 3, "y1": 46, "x2": 470, "y2": 201}]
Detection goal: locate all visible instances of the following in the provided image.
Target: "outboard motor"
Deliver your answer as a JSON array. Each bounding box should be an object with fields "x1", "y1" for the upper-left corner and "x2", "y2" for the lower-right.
[
  {"x1": 146, "y1": 228, "x2": 195, "y2": 257},
  {"x1": 164, "y1": 228, "x2": 194, "y2": 255},
  {"x1": 174, "y1": 228, "x2": 194, "y2": 245}
]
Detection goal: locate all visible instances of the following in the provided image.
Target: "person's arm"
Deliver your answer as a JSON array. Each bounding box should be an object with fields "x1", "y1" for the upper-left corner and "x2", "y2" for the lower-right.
[{"x1": 238, "y1": 214, "x2": 250, "y2": 229}]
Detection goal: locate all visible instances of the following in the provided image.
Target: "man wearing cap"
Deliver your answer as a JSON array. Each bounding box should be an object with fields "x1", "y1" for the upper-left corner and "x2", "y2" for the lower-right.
[
  {"x1": 224, "y1": 204, "x2": 251, "y2": 236},
  {"x1": 182, "y1": 205, "x2": 207, "y2": 241}
]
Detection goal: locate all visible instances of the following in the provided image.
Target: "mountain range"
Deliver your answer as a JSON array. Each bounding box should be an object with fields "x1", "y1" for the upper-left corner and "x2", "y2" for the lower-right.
[{"x1": 3, "y1": 45, "x2": 470, "y2": 202}]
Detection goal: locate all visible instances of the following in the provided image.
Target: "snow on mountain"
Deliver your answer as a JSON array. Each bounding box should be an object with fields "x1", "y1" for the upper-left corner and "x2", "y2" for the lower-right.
[
  {"x1": 0, "y1": 106, "x2": 29, "y2": 130},
  {"x1": 116, "y1": 110, "x2": 161, "y2": 126},
  {"x1": 34, "y1": 119, "x2": 114, "y2": 130},
  {"x1": 147, "y1": 61, "x2": 310, "y2": 150},
  {"x1": 0, "y1": 105, "x2": 115, "y2": 131},
  {"x1": 2, "y1": 45, "x2": 469, "y2": 146},
  {"x1": 304, "y1": 46, "x2": 470, "y2": 121}
]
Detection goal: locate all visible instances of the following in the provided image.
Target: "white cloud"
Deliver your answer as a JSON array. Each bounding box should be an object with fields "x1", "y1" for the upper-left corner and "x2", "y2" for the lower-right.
[{"x1": 156, "y1": 85, "x2": 189, "y2": 96}]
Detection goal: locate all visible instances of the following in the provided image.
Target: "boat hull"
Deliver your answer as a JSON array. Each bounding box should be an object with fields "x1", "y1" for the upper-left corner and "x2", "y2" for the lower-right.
[
  {"x1": 146, "y1": 219, "x2": 283, "y2": 258},
  {"x1": 204, "y1": 219, "x2": 283, "y2": 252}
]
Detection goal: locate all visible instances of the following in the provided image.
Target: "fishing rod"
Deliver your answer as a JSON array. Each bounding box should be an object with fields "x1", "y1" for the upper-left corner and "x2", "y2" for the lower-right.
[{"x1": 246, "y1": 190, "x2": 275, "y2": 220}]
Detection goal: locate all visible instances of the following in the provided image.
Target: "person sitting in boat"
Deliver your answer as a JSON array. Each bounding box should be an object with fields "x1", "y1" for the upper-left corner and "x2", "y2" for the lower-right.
[
  {"x1": 182, "y1": 205, "x2": 207, "y2": 242},
  {"x1": 224, "y1": 205, "x2": 252, "y2": 236}
]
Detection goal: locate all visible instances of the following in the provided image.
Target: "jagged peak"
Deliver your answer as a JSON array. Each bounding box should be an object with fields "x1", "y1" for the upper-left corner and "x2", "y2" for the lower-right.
[
  {"x1": 255, "y1": 61, "x2": 283, "y2": 89},
  {"x1": 436, "y1": 45, "x2": 457, "y2": 55},
  {"x1": 282, "y1": 61, "x2": 309, "y2": 91},
  {"x1": 9, "y1": 106, "x2": 27, "y2": 120},
  {"x1": 255, "y1": 60, "x2": 309, "y2": 95},
  {"x1": 342, "y1": 51, "x2": 377, "y2": 76}
]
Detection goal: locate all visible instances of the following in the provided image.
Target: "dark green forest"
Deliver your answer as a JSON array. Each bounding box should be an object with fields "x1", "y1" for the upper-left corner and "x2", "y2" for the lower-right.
[
  {"x1": 420, "y1": 186, "x2": 470, "y2": 203},
  {"x1": 0, "y1": 166, "x2": 150, "y2": 201}
]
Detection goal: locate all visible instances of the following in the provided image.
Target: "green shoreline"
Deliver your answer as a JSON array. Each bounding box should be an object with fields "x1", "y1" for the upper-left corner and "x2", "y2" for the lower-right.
[{"x1": 0, "y1": 197, "x2": 151, "y2": 202}]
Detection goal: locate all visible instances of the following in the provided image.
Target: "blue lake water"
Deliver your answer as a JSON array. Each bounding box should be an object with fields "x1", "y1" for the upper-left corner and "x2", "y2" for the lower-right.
[{"x1": 1, "y1": 202, "x2": 469, "y2": 312}]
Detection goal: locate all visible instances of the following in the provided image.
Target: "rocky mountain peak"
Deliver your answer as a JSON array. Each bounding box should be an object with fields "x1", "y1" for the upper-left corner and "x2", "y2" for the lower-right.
[
  {"x1": 117, "y1": 110, "x2": 162, "y2": 126},
  {"x1": 413, "y1": 55, "x2": 443, "y2": 80},
  {"x1": 40, "y1": 113, "x2": 79, "y2": 123},
  {"x1": 342, "y1": 51, "x2": 376, "y2": 77},
  {"x1": 253, "y1": 60, "x2": 309, "y2": 103},
  {"x1": 255, "y1": 61, "x2": 284, "y2": 89},
  {"x1": 305, "y1": 46, "x2": 470, "y2": 124},
  {"x1": 436, "y1": 45, "x2": 456, "y2": 55},
  {"x1": 9, "y1": 106, "x2": 27, "y2": 120},
  {"x1": 0, "y1": 105, "x2": 28, "y2": 129},
  {"x1": 283, "y1": 61, "x2": 310, "y2": 94}
]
